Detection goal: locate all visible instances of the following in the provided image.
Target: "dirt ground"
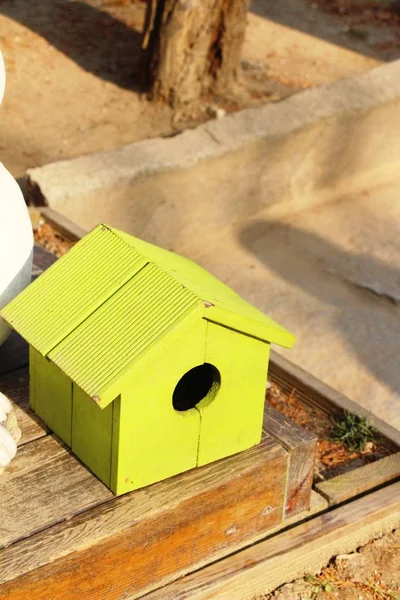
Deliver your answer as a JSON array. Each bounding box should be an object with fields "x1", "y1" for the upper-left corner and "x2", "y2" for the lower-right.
[
  {"x1": 265, "y1": 528, "x2": 400, "y2": 600},
  {"x1": 0, "y1": 0, "x2": 399, "y2": 180}
]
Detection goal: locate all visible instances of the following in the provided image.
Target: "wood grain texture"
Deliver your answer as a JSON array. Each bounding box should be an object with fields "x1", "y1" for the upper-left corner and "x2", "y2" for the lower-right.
[
  {"x1": 32, "y1": 244, "x2": 57, "y2": 274},
  {"x1": 316, "y1": 451, "x2": 400, "y2": 506},
  {"x1": 143, "y1": 481, "x2": 400, "y2": 600},
  {"x1": 143, "y1": 0, "x2": 250, "y2": 107},
  {"x1": 0, "y1": 434, "x2": 287, "y2": 598},
  {"x1": 0, "y1": 332, "x2": 29, "y2": 376},
  {"x1": 269, "y1": 350, "x2": 400, "y2": 451},
  {"x1": 0, "y1": 368, "x2": 48, "y2": 447},
  {"x1": 0, "y1": 435, "x2": 112, "y2": 549},
  {"x1": 264, "y1": 405, "x2": 317, "y2": 517},
  {"x1": 40, "y1": 208, "x2": 87, "y2": 242}
]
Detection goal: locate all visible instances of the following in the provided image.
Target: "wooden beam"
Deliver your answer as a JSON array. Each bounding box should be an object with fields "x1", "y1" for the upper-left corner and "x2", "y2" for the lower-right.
[
  {"x1": 263, "y1": 405, "x2": 317, "y2": 517},
  {"x1": 40, "y1": 208, "x2": 87, "y2": 242},
  {"x1": 0, "y1": 434, "x2": 288, "y2": 598},
  {"x1": 269, "y1": 350, "x2": 400, "y2": 451},
  {"x1": 143, "y1": 481, "x2": 400, "y2": 600},
  {"x1": 0, "y1": 435, "x2": 112, "y2": 549},
  {"x1": 316, "y1": 451, "x2": 400, "y2": 506}
]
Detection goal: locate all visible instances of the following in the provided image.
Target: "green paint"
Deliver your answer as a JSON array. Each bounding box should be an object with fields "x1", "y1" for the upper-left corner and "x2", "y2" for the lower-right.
[
  {"x1": 72, "y1": 384, "x2": 113, "y2": 487},
  {"x1": 197, "y1": 322, "x2": 270, "y2": 466},
  {"x1": 1, "y1": 224, "x2": 295, "y2": 495},
  {"x1": 34, "y1": 350, "x2": 72, "y2": 446},
  {"x1": 29, "y1": 346, "x2": 36, "y2": 412},
  {"x1": 112, "y1": 319, "x2": 206, "y2": 495}
]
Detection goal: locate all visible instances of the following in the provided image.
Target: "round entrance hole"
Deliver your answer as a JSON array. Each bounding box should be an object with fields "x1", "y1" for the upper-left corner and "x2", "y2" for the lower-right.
[{"x1": 172, "y1": 363, "x2": 221, "y2": 412}]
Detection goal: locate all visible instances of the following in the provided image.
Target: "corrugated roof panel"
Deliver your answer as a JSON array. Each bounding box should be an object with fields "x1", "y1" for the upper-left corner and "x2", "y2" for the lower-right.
[
  {"x1": 172, "y1": 274, "x2": 295, "y2": 348},
  {"x1": 1, "y1": 225, "x2": 147, "y2": 355},
  {"x1": 112, "y1": 228, "x2": 295, "y2": 348},
  {"x1": 48, "y1": 264, "x2": 201, "y2": 401}
]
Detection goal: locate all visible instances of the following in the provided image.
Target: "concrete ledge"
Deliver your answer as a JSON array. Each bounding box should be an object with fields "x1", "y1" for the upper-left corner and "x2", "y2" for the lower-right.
[{"x1": 28, "y1": 60, "x2": 400, "y2": 248}]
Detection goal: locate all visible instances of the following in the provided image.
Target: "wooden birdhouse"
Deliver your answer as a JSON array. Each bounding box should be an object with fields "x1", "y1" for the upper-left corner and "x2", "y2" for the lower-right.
[{"x1": 1, "y1": 225, "x2": 295, "y2": 495}]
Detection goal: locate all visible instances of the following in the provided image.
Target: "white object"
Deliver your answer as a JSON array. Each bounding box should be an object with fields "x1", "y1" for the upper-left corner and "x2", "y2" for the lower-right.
[
  {"x1": 0, "y1": 426, "x2": 17, "y2": 466},
  {"x1": 0, "y1": 391, "x2": 17, "y2": 468},
  {"x1": 0, "y1": 390, "x2": 12, "y2": 422},
  {"x1": 0, "y1": 49, "x2": 33, "y2": 345},
  {"x1": 0, "y1": 50, "x2": 30, "y2": 473}
]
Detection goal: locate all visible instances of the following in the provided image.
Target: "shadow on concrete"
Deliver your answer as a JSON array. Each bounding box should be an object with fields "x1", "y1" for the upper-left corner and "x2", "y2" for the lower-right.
[
  {"x1": 239, "y1": 218, "x2": 400, "y2": 398},
  {"x1": 250, "y1": 0, "x2": 400, "y2": 61},
  {"x1": 0, "y1": 0, "x2": 144, "y2": 90}
]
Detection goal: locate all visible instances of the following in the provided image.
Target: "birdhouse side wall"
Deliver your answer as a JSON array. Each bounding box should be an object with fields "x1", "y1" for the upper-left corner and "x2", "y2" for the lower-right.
[
  {"x1": 197, "y1": 323, "x2": 270, "y2": 466},
  {"x1": 29, "y1": 346, "x2": 73, "y2": 446},
  {"x1": 71, "y1": 384, "x2": 114, "y2": 488}
]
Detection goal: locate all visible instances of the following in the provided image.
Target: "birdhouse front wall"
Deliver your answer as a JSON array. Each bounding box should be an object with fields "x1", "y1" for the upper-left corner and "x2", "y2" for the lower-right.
[
  {"x1": 111, "y1": 318, "x2": 271, "y2": 496},
  {"x1": 111, "y1": 318, "x2": 207, "y2": 495},
  {"x1": 197, "y1": 321, "x2": 270, "y2": 467}
]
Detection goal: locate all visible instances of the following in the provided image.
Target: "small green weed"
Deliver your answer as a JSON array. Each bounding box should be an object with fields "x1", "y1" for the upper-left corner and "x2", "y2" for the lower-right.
[
  {"x1": 330, "y1": 410, "x2": 376, "y2": 452},
  {"x1": 304, "y1": 574, "x2": 335, "y2": 598}
]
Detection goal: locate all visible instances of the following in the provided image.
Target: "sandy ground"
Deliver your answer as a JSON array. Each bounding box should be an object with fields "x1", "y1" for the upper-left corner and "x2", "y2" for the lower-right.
[
  {"x1": 0, "y1": 0, "x2": 398, "y2": 179},
  {"x1": 265, "y1": 528, "x2": 400, "y2": 600}
]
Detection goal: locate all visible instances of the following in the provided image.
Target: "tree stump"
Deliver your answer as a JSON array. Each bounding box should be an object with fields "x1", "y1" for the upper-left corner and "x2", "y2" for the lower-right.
[{"x1": 142, "y1": 0, "x2": 250, "y2": 107}]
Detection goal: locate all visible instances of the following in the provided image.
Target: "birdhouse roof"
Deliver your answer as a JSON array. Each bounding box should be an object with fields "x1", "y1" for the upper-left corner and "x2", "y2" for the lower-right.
[{"x1": 1, "y1": 225, "x2": 294, "y2": 407}]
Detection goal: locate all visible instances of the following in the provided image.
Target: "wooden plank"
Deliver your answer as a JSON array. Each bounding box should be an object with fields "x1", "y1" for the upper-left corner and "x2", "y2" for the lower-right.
[
  {"x1": 0, "y1": 332, "x2": 29, "y2": 376},
  {"x1": 32, "y1": 244, "x2": 57, "y2": 274},
  {"x1": 0, "y1": 368, "x2": 48, "y2": 447},
  {"x1": 143, "y1": 481, "x2": 400, "y2": 600},
  {"x1": 264, "y1": 404, "x2": 317, "y2": 517},
  {"x1": 269, "y1": 350, "x2": 400, "y2": 451},
  {"x1": 0, "y1": 434, "x2": 288, "y2": 598},
  {"x1": 40, "y1": 208, "x2": 87, "y2": 242},
  {"x1": 316, "y1": 451, "x2": 400, "y2": 506},
  {"x1": 0, "y1": 435, "x2": 113, "y2": 549}
]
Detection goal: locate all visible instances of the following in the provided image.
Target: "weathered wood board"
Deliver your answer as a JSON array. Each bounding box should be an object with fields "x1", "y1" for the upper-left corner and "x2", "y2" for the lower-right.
[
  {"x1": 270, "y1": 351, "x2": 400, "y2": 450},
  {"x1": 269, "y1": 351, "x2": 400, "y2": 504},
  {"x1": 264, "y1": 405, "x2": 317, "y2": 517},
  {"x1": 316, "y1": 451, "x2": 400, "y2": 506},
  {"x1": 0, "y1": 432, "x2": 288, "y2": 598},
  {"x1": 144, "y1": 481, "x2": 400, "y2": 600},
  {"x1": 0, "y1": 245, "x2": 309, "y2": 600}
]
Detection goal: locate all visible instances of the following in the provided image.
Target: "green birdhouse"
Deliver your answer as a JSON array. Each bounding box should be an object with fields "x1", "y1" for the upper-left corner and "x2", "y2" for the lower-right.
[{"x1": 1, "y1": 225, "x2": 295, "y2": 495}]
